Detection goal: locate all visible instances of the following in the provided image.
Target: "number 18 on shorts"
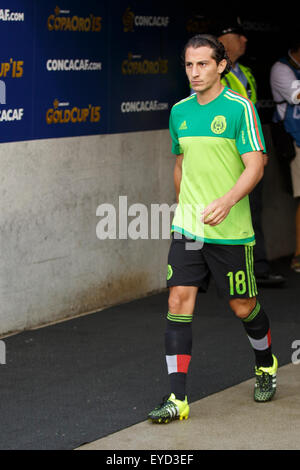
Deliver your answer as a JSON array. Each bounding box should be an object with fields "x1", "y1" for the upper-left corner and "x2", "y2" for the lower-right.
[{"x1": 167, "y1": 235, "x2": 258, "y2": 298}]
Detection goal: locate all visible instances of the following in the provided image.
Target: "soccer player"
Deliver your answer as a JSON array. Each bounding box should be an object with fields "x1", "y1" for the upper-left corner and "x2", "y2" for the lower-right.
[{"x1": 148, "y1": 34, "x2": 278, "y2": 424}]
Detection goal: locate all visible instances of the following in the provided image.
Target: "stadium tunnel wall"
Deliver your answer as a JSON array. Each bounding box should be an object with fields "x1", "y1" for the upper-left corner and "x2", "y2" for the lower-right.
[
  {"x1": 0, "y1": 125, "x2": 297, "y2": 336},
  {"x1": 0, "y1": 131, "x2": 174, "y2": 335}
]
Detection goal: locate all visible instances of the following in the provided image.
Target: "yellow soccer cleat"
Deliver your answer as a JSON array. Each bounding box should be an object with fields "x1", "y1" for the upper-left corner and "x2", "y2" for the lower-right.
[
  {"x1": 254, "y1": 354, "x2": 278, "y2": 402},
  {"x1": 148, "y1": 393, "x2": 189, "y2": 423}
]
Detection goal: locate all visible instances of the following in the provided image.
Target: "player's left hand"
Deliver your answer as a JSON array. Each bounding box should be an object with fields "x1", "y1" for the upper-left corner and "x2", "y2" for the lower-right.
[{"x1": 201, "y1": 196, "x2": 233, "y2": 226}]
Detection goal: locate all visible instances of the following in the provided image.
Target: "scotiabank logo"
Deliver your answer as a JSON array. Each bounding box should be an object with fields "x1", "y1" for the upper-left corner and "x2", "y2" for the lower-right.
[
  {"x1": 47, "y1": 6, "x2": 102, "y2": 32},
  {"x1": 46, "y1": 99, "x2": 101, "y2": 124}
]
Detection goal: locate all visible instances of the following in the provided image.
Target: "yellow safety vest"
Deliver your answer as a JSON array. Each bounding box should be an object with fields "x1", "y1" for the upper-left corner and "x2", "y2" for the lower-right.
[{"x1": 221, "y1": 64, "x2": 257, "y2": 104}]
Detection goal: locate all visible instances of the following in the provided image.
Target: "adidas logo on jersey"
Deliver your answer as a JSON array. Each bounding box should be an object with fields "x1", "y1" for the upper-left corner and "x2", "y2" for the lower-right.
[{"x1": 179, "y1": 120, "x2": 188, "y2": 130}]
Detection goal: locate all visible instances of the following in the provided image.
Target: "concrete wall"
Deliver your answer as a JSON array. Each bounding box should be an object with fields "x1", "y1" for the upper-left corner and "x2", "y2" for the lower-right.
[
  {"x1": 0, "y1": 126, "x2": 297, "y2": 336},
  {"x1": 0, "y1": 131, "x2": 174, "y2": 335}
]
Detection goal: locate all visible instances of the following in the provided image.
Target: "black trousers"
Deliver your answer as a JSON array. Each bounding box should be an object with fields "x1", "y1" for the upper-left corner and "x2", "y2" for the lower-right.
[{"x1": 249, "y1": 179, "x2": 270, "y2": 276}]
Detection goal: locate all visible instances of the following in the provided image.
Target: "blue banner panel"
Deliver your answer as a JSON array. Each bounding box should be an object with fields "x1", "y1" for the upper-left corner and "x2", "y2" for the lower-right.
[
  {"x1": 33, "y1": 0, "x2": 108, "y2": 139},
  {"x1": 0, "y1": 0, "x2": 35, "y2": 142},
  {"x1": 108, "y1": 0, "x2": 188, "y2": 133},
  {"x1": 0, "y1": 0, "x2": 189, "y2": 143}
]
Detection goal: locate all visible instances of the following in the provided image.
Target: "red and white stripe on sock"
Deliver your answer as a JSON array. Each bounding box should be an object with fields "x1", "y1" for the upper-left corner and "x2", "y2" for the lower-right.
[
  {"x1": 166, "y1": 354, "x2": 191, "y2": 374},
  {"x1": 247, "y1": 329, "x2": 271, "y2": 351}
]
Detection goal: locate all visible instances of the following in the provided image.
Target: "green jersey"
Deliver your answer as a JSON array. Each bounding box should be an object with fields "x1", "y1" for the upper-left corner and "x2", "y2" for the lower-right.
[{"x1": 169, "y1": 86, "x2": 266, "y2": 245}]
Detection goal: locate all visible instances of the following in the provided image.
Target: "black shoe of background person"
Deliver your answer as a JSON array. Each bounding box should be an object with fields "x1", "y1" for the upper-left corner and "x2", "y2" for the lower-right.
[{"x1": 256, "y1": 272, "x2": 286, "y2": 287}]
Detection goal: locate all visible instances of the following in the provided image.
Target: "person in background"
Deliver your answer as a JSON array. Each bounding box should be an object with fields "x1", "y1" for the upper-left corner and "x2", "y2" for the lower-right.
[
  {"x1": 216, "y1": 18, "x2": 286, "y2": 287},
  {"x1": 270, "y1": 35, "x2": 300, "y2": 272}
]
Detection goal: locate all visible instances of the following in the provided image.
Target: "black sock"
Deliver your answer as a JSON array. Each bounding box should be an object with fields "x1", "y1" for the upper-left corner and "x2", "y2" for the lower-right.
[
  {"x1": 165, "y1": 312, "x2": 192, "y2": 400},
  {"x1": 242, "y1": 301, "x2": 273, "y2": 367}
]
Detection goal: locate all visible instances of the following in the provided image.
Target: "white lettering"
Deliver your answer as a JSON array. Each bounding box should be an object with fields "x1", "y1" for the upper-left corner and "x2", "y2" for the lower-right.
[
  {"x1": 128, "y1": 203, "x2": 148, "y2": 240},
  {"x1": 46, "y1": 59, "x2": 102, "y2": 72},
  {"x1": 0, "y1": 80, "x2": 6, "y2": 104},
  {"x1": 0, "y1": 9, "x2": 24, "y2": 21},
  {"x1": 292, "y1": 340, "x2": 300, "y2": 365},
  {"x1": 151, "y1": 203, "x2": 177, "y2": 239},
  {"x1": 291, "y1": 80, "x2": 300, "y2": 105},
  {"x1": 150, "y1": 454, "x2": 194, "y2": 464},
  {"x1": 0, "y1": 108, "x2": 23, "y2": 121},
  {"x1": 293, "y1": 105, "x2": 300, "y2": 119},
  {"x1": 106, "y1": 454, "x2": 141, "y2": 467},
  {"x1": 121, "y1": 100, "x2": 168, "y2": 113},
  {"x1": 134, "y1": 15, "x2": 169, "y2": 27},
  {"x1": 96, "y1": 197, "x2": 204, "y2": 243},
  {"x1": 95, "y1": 204, "x2": 116, "y2": 240},
  {"x1": 0, "y1": 340, "x2": 6, "y2": 365}
]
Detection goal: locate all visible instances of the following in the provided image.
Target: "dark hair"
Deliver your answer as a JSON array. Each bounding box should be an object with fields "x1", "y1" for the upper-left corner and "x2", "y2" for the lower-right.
[{"x1": 182, "y1": 34, "x2": 232, "y2": 78}]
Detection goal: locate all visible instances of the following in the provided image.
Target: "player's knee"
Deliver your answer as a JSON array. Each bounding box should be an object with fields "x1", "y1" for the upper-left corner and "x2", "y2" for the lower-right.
[
  {"x1": 168, "y1": 292, "x2": 184, "y2": 313},
  {"x1": 229, "y1": 297, "x2": 257, "y2": 319},
  {"x1": 168, "y1": 287, "x2": 194, "y2": 313}
]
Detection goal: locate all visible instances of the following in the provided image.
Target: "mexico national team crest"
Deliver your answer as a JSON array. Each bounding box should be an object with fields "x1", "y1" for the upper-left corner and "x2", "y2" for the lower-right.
[
  {"x1": 167, "y1": 264, "x2": 173, "y2": 281},
  {"x1": 211, "y1": 115, "x2": 227, "y2": 134}
]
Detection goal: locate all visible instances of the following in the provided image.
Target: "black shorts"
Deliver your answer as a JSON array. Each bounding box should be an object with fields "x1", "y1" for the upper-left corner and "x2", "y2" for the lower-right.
[{"x1": 167, "y1": 234, "x2": 258, "y2": 298}]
